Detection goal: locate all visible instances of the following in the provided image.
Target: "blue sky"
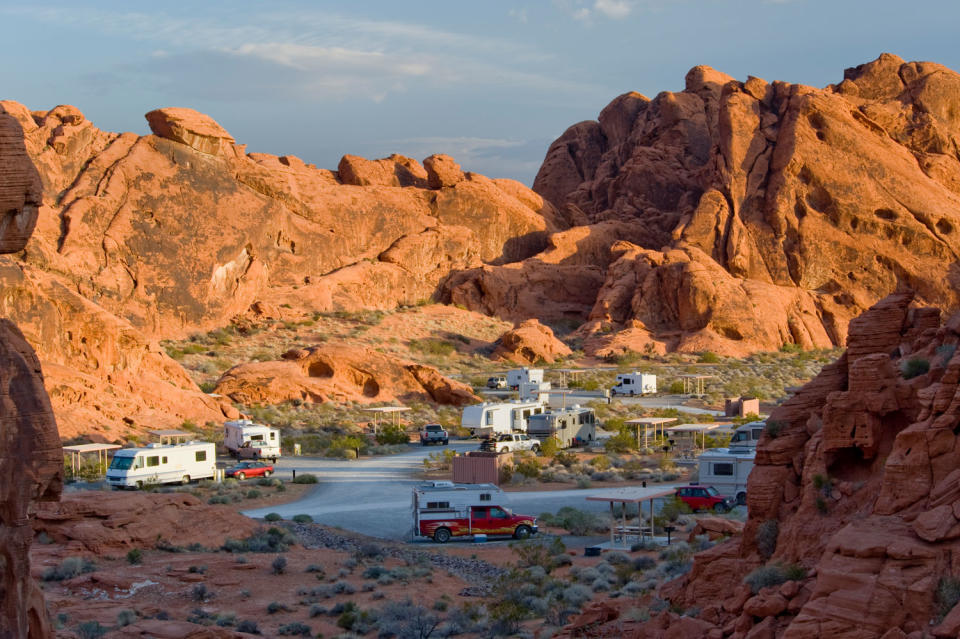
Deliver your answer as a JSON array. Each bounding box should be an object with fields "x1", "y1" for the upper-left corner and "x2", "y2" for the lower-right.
[{"x1": 2, "y1": 1, "x2": 958, "y2": 184}]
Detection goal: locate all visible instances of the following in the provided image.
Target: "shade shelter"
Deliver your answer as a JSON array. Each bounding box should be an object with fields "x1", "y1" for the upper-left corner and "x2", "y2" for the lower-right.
[
  {"x1": 554, "y1": 368, "x2": 587, "y2": 389},
  {"x1": 678, "y1": 374, "x2": 716, "y2": 396},
  {"x1": 625, "y1": 417, "x2": 677, "y2": 449},
  {"x1": 63, "y1": 443, "x2": 121, "y2": 477},
  {"x1": 665, "y1": 423, "x2": 725, "y2": 451},
  {"x1": 362, "y1": 406, "x2": 410, "y2": 435},
  {"x1": 148, "y1": 429, "x2": 192, "y2": 445},
  {"x1": 586, "y1": 486, "x2": 677, "y2": 548}
]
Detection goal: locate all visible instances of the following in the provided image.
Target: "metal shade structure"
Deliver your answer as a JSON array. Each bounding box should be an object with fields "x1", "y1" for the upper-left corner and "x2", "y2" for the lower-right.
[
  {"x1": 148, "y1": 429, "x2": 193, "y2": 445},
  {"x1": 665, "y1": 423, "x2": 728, "y2": 451},
  {"x1": 586, "y1": 486, "x2": 677, "y2": 548},
  {"x1": 63, "y1": 443, "x2": 122, "y2": 476},
  {"x1": 678, "y1": 374, "x2": 716, "y2": 396},
  {"x1": 362, "y1": 406, "x2": 410, "y2": 434},
  {"x1": 625, "y1": 417, "x2": 677, "y2": 448}
]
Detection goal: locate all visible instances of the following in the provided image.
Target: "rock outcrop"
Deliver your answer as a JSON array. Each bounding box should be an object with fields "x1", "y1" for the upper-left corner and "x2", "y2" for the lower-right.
[
  {"x1": 574, "y1": 291, "x2": 960, "y2": 636},
  {"x1": 214, "y1": 344, "x2": 479, "y2": 406},
  {"x1": 0, "y1": 109, "x2": 60, "y2": 639},
  {"x1": 491, "y1": 319, "x2": 573, "y2": 365},
  {"x1": 0, "y1": 102, "x2": 560, "y2": 433},
  {"x1": 444, "y1": 54, "x2": 960, "y2": 356}
]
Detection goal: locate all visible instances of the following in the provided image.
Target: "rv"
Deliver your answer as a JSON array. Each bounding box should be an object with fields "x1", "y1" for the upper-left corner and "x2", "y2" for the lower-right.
[
  {"x1": 729, "y1": 421, "x2": 765, "y2": 450},
  {"x1": 507, "y1": 368, "x2": 544, "y2": 390},
  {"x1": 611, "y1": 372, "x2": 657, "y2": 396},
  {"x1": 527, "y1": 406, "x2": 597, "y2": 448},
  {"x1": 518, "y1": 380, "x2": 551, "y2": 401},
  {"x1": 412, "y1": 481, "x2": 537, "y2": 543},
  {"x1": 106, "y1": 442, "x2": 216, "y2": 489},
  {"x1": 697, "y1": 447, "x2": 755, "y2": 505},
  {"x1": 224, "y1": 419, "x2": 281, "y2": 462},
  {"x1": 460, "y1": 399, "x2": 546, "y2": 437}
]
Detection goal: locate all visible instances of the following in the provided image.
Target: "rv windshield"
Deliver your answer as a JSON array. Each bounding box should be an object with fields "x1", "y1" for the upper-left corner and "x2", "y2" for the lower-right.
[
  {"x1": 731, "y1": 431, "x2": 748, "y2": 442},
  {"x1": 109, "y1": 456, "x2": 134, "y2": 471}
]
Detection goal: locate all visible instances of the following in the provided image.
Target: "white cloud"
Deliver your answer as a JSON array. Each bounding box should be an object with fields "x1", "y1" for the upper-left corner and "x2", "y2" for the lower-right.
[
  {"x1": 594, "y1": 0, "x2": 633, "y2": 18},
  {"x1": 508, "y1": 7, "x2": 529, "y2": 23}
]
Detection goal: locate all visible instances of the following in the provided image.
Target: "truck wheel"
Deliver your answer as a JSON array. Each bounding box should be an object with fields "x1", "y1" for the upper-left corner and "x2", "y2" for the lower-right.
[
  {"x1": 513, "y1": 525, "x2": 532, "y2": 539},
  {"x1": 236, "y1": 472, "x2": 246, "y2": 480},
  {"x1": 433, "y1": 528, "x2": 452, "y2": 543},
  {"x1": 181, "y1": 475, "x2": 190, "y2": 485},
  {"x1": 736, "y1": 492, "x2": 747, "y2": 506},
  {"x1": 264, "y1": 470, "x2": 272, "y2": 477},
  {"x1": 499, "y1": 447, "x2": 508, "y2": 453},
  {"x1": 713, "y1": 502, "x2": 729, "y2": 513},
  {"x1": 531, "y1": 444, "x2": 541, "y2": 454},
  {"x1": 135, "y1": 481, "x2": 143, "y2": 490}
]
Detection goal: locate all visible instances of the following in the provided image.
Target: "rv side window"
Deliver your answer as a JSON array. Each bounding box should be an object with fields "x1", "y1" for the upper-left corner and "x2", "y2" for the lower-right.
[
  {"x1": 523, "y1": 409, "x2": 531, "y2": 419},
  {"x1": 712, "y1": 462, "x2": 734, "y2": 476},
  {"x1": 162, "y1": 456, "x2": 168, "y2": 464},
  {"x1": 426, "y1": 501, "x2": 450, "y2": 509},
  {"x1": 146, "y1": 456, "x2": 159, "y2": 467},
  {"x1": 480, "y1": 493, "x2": 491, "y2": 501},
  {"x1": 485, "y1": 412, "x2": 493, "y2": 426},
  {"x1": 270, "y1": 432, "x2": 275, "y2": 439},
  {"x1": 195, "y1": 450, "x2": 207, "y2": 462}
]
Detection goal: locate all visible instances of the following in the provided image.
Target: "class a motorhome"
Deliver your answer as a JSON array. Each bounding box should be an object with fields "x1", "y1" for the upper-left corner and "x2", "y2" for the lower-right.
[
  {"x1": 224, "y1": 419, "x2": 281, "y2": 461},
  {"x1": 729, "y1": 421, "x2": 765, "y2": 450},
  {"x1": 526, "y1": 406, "x2": 597, "y2": 448},
  {"x1": 611, "y1": 372, "x2": 657, "y2": 396},
  {"x1": 507, "y1": 368, "x2": 543, "y2": 390},
  {"x1": 106, "y1": 441, "x2": 216, "y2": 489},
  {"x1": 697, "y1": 446, "x2": 755, "y2": 505},
  {"x1": 460, "y1": 399, "x2": 546, "y2": 437}
]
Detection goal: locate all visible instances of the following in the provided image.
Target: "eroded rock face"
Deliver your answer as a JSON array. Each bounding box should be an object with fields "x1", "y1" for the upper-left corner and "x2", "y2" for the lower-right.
[
  {"x1": 491, "y1": 319, "x2": 572, "y2": 365},
  {"x1": 214, "y1": 344, "x2": 479, "y2": 406},
  {"x1": 446, "y1": 54, "x2": 960, "y2": 356},
  {"x1": 0, "y1": 109, "x2": 60, "y2": 639},
  {"x1": 576, "y1": 291, "x2": 960, "y2": 637},
  {"x1": 0, "y1": 102, "x2": 559, "y2": 433}
]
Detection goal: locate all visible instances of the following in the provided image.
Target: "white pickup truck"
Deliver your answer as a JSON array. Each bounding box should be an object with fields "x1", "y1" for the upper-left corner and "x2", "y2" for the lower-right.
[{"x1": 479, "y1": 433, "x2": 540, "y2": 454}]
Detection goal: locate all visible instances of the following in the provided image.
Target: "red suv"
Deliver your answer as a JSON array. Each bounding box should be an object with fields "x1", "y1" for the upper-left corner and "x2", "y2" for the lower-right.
[{"x1": 675, "y1": 485, "x2": 733, "y2": 513}]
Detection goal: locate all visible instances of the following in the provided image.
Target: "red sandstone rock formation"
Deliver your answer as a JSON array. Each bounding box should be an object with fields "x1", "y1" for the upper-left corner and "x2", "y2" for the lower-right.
[
  {"x1": 491, "y1": 319, "x2": 573, "y2": 365},
  {"x1": 0, "y1": 110, "x2": 60, "y2": 639},
  {"x1": 0, "y1": 102, "x2": 558, "y2": 433},
  {"x1": 567, "y1": 291, "x2": 960, "y2": 637},
  {"x1": 214, "y1": 344, "x2": 479, "y2": 406},
  {"x1": 444, "y1": 54, "x2": 960, "y2": 357}
]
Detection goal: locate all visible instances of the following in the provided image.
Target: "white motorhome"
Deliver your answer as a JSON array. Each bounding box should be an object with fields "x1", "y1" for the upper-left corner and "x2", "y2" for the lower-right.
[
  {"x1": 611, "y1": 372, "x2": 657, "y2": 396},
  {"x1": 507, "y1": 368, "x2": 544, "y2": 390},
  {"x1": 224, "y1": 419, "x2": 281, "y2": 462},
  {"x1": 697, "y1": 447, "x2": 755, "y2": 506},
  {"x1": 106, "y1": 442, "x2": 216, "y2": 489},
  {"x1": 460, "y1": 399, "x2": 546, "y2": 437},
  {"x1": 729, "y1": 421, "x2": 765, "y2": 450},
  {"x1": 527, "y1": 406, "x2": 597, "y2": 448}
]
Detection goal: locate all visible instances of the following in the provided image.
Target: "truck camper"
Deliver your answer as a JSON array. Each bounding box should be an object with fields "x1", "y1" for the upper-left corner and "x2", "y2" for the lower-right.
[
  {"x1": 412, "y1": 481, "x2": 537, "y2": 543},
  {"x1": 224, "y1": 419, "x2": 281, "y2": 461}
]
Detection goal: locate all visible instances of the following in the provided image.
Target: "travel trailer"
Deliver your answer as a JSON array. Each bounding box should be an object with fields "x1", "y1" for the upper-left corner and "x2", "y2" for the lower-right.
[
  {"x1": 507, "y1": 368, "x2": 544, "y2": 390},
  {"x1": 106, "y1": 442, "x2": 216, "y2": 489},
  {"x1": 224, "y1": 419, "x2": 281, "y2": 461},
  {"x1": 729, "y1": 421, "x2": 765, "y2": 450},
  {"x1": 526, "y1": 406, "x2": 597, "y2": 448},
  {"x1": 697, "y1": 447, "x2": 755, "y2": 505},
  {"x1": 412, "y1": 481, "x2": 537, "y2": 543},
  {"x1": 611, "y1": 372, "x2": 657, "y2": 396},
  {"x1": 460, "y1": 399, "x2": 546, "y2": 437}
]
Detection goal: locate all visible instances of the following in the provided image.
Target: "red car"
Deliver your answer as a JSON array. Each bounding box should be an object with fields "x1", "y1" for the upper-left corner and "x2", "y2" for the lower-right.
[
  {"x1": 675, "y1": 485, "x2": 733, "y2": 512},
  {"x1": 225, "y1": 460, "x2": 274, "y2": 480}
]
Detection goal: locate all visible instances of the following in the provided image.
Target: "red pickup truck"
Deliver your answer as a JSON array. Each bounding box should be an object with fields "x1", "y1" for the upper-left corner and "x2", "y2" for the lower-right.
[{"x1": 413, "y1": 482, "x2": 537, "y2": 543}]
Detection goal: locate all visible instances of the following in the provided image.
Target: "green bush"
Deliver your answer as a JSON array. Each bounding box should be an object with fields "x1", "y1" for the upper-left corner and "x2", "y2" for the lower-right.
[
  {"x1": 755, "y1": 520, "x2": 779, "y2": 559},
  {"x1": 936, "y1": 576, "x2": 960, "y2": 621},
  {"x1": 292, "y1": 473, "x2": 318, "y2": 484},
  {"x1": 699, "y1": 351, "x2": 720, "y2": 364},
  {"x1": 272, "y1": 555, "x2": 287, "y2": 575},
  {"x1": 292, "y1": 514, "x2": 313, "y2": 524},
  {"x1": 375, "y1": 425, "x2": 410, "y2": 445},
  {"x1": 278, "y1": 622, "x2": 312, "y2": 636},
  {"x1": 539, "y1": 437, "x2": 561, "y2": 457},
  {"x1": 409, "y1": 338, "x2": 455, "y2": 356},
  {"x1": 744, "y1": 563, "x2": 806, "y2": 594},
  {"x1": 589, "y1": 455, "x2": 611, "y2": 471},
  {"x1": 604, "y1": 430, "x2": 635, "y2": 453},
  {"x1": 222, "y1": 527, "x2": 296, "y2": 553},
  {"x1": 264, "y1": 512, "x2": 282, "y2": 522},
  {"x1": 43, "y1": 557, "x2": 97, "y2": 581},
  {"x1": 764, "y1": 420, "x2": 784, "y2": 439},
  {"x1": 75, "y1": 621, "x2": 107, "y2": 639},
  {"x1": 657, "y1": 496, "x2": 691, "y2": 523},
  {"x1": 515, "y1": 456, "x2": 541, "y2": 479},
  {"x1": 902, "y1": 357, "x2": 930, "y2": 379},
  {"x1": 126, "y1": 549, "x2": 142, "y2": 565}
]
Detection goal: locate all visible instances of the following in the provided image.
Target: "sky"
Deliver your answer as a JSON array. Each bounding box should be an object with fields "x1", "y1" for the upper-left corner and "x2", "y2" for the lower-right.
[{"x1": 2, "y1": 1, "x2": 959, "y2": 185}]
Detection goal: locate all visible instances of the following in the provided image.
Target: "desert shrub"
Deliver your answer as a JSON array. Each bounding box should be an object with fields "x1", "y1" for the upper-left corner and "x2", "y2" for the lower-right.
[
  {"x1": 540, "y1": 437, "x2": 561, "y2": 457},
  {"x1": 499, "y1": 463, "x2": 514, "y2": 484},
  {"x1": 936, "y1": 576, "x2": 960, "y2": 621},
  {"x1": 188, "y1": 565, "x2": 207, "y2": 574},
  {"x1": 604, "y1": 430, "x2": 636, "y2": 453},
  {"x1": 815, "y1": 496, "x2": 828, "y2": 514},
  {"x1": 75, "y1": 621, "x2": 107, "y2": 639},
  {"x1": 699, "y1": 351, "x2": 720, "y2": 363},
  {"x1": 277, "y1": 622, "x2": 312, "y2": 636},
  {"x1": 576, "y1": 477, "x2": 591, "y2": 489},
  {"x1": 272, "y1": 555, "x2": 287, "y2": 575},
  {"x1": 658, "y1": 496, "x2": 691, "y2": 523},
  {"x1": 192, "y1": 584, "x2": 211, "y2": 602},
  {"x1": 292, "y1": 473, "x2": 318, "y2": 484},
  {"x1": 43, "y1": 556, "x2": 96, "y2": 581},
  {"x1": 562, "y1": 583, "x2": 593, "y2": 607},
  {"x1": 631, "y1": 540, "x2": 659, "y2": 552},
  {"x1": 126, "y1": 549, "x2": 142, "y2": 565},
  {"x1": 116, "y1": 609, "x2": 137, "y2": 627},
  {"x1": 377, "y1": 599, "x2": 440, "y2": 639},
  {"x1": 305, "y1": 563, "x2": 324, "y2": 573},
  {"x1": 604, "y1": 551, "x2": 631, "y2": 565},
  {"x1": 376, "y1": 424, "x2": 411, "y2": 445},
  {"x1": 292, "y1": 514, "x2": 313, "y2": 524},
  {"x1": 515, "y1": 456, "x2": 541, "y2": 479},
  {"x1": 236, "y1": 620, "x2": 260, "y2": 634},
  {"x1": 589, "y1": 455, "x2": 611, "y2": 470},
  {"x1": 264, "y1": 512, "x2": 282, "y2": 522},
  {"x1": 309, "y1": 604, "x2": 327, "y2": 617},
  {"x1": 755, "y1": 519, "x2": 779, "y2": 559},
  {"x1": 222, "y1": 527, "x2": 295, "y2": 553},
  {"x1": 409, "y1": 338, "x2": 456, "y2": 356},
  {"x1": 546, "y1": 507, "x2": 600, "y2": 535},
  {"x1": 667, "y1": 380, "x2": 685, "y2": 394},
  {"x1": 244, "y1": 489, "x2": 261, "y2": 499},
  {"x1": 510, "y1": 536, "x2": 566, "y2": 573},
  {"x1": 632, "y1": 556, "x2": 656, "y2": 571},
  {"x1": 267, "y1": 601, "x2": 289, "y2": 614},
  {"x1": 744, "y1": 563, "x2": 806, "y2": 594},
  {"x1": 902, "y1": 357, "x2": 931, "y2": 379},
  {"x1": 333, "y1": 580, "x2": 356, "y2": 594},
  {"x1": 363, "y1": 565, "x2": 388, "y2": 579},
  {"x1": 764, "y1": 420, "x2": 784, "y2": 439}
]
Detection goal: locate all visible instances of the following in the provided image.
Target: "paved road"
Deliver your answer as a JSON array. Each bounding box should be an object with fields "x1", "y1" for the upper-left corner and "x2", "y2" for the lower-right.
[{"x1": 242, "y1": 441, "x2": 679, "y2": 542}]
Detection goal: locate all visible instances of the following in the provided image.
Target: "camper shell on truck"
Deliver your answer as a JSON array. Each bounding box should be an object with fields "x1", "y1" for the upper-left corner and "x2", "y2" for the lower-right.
[
  {"x1": 224, "y1": 419, "x2": 281, "y2": 462},
  {"x1": 412, "y1": 481, "x2": 537, "y2": 543},
  {"x1": 697, "y1": 447, "x2": 755, "y2": 506},
  {"x1": 107, "y1": 442, "x2": 216, "y2": 489},
  {"x1": 507, "y1": 368, "x2": 543, "y2": 390},
  {"x1": 527, "y1": 406, "x2": 597, "y2": 448},
  {"x1": 460, "y1": 399, "x2": 546, "y2": 438}
]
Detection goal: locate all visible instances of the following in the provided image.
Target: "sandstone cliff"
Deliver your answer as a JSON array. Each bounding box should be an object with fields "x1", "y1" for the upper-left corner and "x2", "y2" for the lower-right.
[
  {"x1": 0, "y1": 101, "x2": 560, "y2": 434},
  {"x1": 444, "y1": 54, "x2": 960, "y2": 357}
]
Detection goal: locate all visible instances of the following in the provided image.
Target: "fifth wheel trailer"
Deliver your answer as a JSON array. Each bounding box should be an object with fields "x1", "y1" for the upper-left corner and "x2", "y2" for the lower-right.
[{"x1": 460, "y1": 400, "x2": 546, "y2": 437}]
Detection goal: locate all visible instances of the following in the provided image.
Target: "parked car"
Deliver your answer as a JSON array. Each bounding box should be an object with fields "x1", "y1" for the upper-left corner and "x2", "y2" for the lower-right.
[
  {"x1": 420, "y1": 423, "x2": 449, "y2": 446},
  {"x1": 674, "y1": 485, "x2": 733, "y2": 512},
  {"x1": 486, "y1": 375, "x2": 507, "y2": 389},
  {"x1": 225, "y1": 460, "x2": 275, "y2": 480},
  {"x1": 479, "y1": 433, "x2": 540, "y2": 454}
]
